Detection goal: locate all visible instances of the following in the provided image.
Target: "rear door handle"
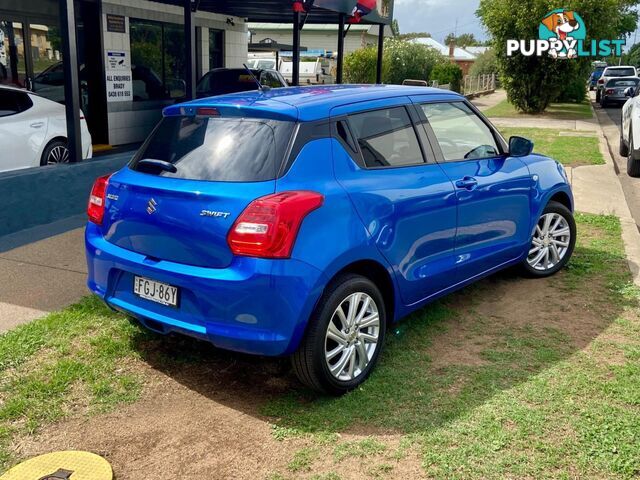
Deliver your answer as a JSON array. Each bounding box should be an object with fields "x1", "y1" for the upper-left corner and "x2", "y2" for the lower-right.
[
  {"x1": 30, "y1": 121, "x2": 44, "y2": 128},
  {"x1": 455, "y1": 176, "x2": 478, "y2": 190}
]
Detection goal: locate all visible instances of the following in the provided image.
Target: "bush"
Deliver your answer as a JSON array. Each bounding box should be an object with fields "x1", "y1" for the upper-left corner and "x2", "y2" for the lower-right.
[
  {"x1": 431, "y1": 62, "x2": 463, "y2": 92},
  {"x1": 555, "y1": 77, "x2": 587, "y2": 103},
  {"x1": 344, "y1": 38, "x2": 444, "y2": 85},
  {"x1": 469, "y1": 49, "x2": 497, "y2": 77}
]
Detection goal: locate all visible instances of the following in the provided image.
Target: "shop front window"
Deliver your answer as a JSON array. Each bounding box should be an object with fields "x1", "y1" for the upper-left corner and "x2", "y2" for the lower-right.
[{"x1": 130, "y1": 18, "x2": 186, "y2": 101}]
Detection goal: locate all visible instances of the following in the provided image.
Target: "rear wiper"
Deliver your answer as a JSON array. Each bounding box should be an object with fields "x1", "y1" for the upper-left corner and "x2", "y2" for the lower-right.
[{"x1": 137, "y1": 158, "x2": 177, "y2": 174}]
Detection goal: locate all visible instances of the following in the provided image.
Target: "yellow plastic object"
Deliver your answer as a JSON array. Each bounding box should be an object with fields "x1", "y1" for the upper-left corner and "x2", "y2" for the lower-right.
[{"x1": 0, "y1": 451, "x2": 112, "y2": 480}]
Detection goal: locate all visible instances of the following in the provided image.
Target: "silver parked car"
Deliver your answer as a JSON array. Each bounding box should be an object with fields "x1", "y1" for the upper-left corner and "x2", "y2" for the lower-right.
[{"x1": 600, "y1": 77, "x2": 640, "y2": 108}]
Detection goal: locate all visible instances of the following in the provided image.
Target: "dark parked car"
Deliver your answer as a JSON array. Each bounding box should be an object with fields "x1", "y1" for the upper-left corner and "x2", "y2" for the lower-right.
[
  {"x1": 588, "y1": 65, "x2": 606, "y2": 91},
  {"x1": 196, "y1": 68, "x2": 287, "y2": 98}
]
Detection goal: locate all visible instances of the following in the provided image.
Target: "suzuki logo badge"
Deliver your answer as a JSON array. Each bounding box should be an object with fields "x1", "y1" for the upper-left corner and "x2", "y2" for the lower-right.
[{"x1": 146, "y1": 198, "x2": 158, "y2": 215}]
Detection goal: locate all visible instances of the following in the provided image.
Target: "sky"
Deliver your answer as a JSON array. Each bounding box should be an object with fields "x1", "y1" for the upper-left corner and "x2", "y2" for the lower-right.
[{"x1": 393, "y1": 0, "x2": 487, "y2": 44}]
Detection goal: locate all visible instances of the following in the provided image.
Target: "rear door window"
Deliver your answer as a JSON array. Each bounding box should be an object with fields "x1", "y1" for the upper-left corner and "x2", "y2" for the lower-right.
[
  {"x1": 130, "y1": 116, "x2": 294, "y2": 182},
  {"x1": 0, "y1": 90, "x2": 32, "y2": 117},
  {"x1": 347, "y1": 107, "x2": 425, "y2": 168}
]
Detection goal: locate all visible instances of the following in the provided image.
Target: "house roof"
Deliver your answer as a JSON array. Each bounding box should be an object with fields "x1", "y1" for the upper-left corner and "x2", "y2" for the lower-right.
[
  {"x1": 409, "y1": 37, "x2": 477, "y2": 61},
  {"x1": 463, "y1": 46, "x2": 490, "y2": 55}
]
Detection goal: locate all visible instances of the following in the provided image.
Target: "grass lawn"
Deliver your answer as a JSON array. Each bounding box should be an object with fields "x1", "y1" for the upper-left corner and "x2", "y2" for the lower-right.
[
  {"x1": 1, "y1": 214, "x2": 639, "y2": 478},
  {"x1": 499, "y1": 127, "x2": 605, "y2": 167},
  {"x1": 484, "y1": 99, "x2": 593, "y2": 121}
]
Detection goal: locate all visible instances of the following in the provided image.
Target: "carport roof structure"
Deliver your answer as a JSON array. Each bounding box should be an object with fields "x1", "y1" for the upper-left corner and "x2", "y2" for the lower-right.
[{"x1": 155, "y1": 0, "x2": 393, "y2": 24}]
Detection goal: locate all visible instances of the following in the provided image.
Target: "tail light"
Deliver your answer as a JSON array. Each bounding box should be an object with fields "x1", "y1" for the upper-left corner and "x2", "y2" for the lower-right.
[
  {"x1": 87, "y1": 174, "x2": 111, "y2": 225},
  {"x1": 605, "y1": 89, "x2": 614, "y2": 95},
  {"x1": 598, "y1": 79, "x2": 605, "y2": 84},
  {"x1": 227, "y1": 191, "x2": 324, "y2": 258}
]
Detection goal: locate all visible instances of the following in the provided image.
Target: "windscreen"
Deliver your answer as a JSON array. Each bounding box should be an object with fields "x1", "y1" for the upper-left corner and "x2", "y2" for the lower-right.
[
  {"x1": 130, "y1": 116, "x2": 295, "y2": 182},
  {"x1": 606, "y1": 68, "x2": 636, "y2": 77}
]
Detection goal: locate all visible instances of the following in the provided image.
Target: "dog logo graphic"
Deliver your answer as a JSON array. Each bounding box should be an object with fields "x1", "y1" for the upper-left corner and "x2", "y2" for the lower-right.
[{"x1": 539, "y1": 9, "x2": 586, "y2": 58}]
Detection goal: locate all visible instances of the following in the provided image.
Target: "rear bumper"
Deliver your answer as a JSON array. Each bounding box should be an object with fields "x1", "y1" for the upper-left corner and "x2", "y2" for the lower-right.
[{"x1": 85, "y1": 223, "x2": 327, "y2": 356}]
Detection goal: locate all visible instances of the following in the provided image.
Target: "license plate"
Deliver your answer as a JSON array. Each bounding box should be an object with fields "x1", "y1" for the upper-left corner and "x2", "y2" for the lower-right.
[{"x1": 133, "y1": 276, "x2": 179, "y2": 307}]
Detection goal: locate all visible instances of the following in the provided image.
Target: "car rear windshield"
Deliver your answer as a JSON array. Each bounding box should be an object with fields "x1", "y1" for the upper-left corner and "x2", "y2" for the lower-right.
[
  {"x1": 607, "y1": 78, "x2": 640, "y2": 87},
  {"x1": 606, "y1": 68, "x2": 636, "y2": 77},
  {"x1": 130, "y1": 116, "x2": 295, "y2": 182}
]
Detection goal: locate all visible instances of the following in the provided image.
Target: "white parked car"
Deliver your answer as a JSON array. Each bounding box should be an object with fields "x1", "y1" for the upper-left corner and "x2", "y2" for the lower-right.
[
  {"x1": 619, "y1": 83, "x2": 640, "y2": 177},
  {"x1": 596, "y1": 65, "x2": 638, "y2": 102},
  {"x1": 0, "y1": 85, "x2": 92, "y2": 173}
]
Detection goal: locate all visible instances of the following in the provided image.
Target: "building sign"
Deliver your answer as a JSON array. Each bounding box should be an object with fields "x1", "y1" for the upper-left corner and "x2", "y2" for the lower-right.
[
  {"x1": 106, "y1": 50, "x2": 130, "y2": 71},
  {"x1": 105, "y1": 50, "x2": 132, "y2": 102},
  {"x1": 106, "y1": 14, "x2": 126, "y2": 33}
]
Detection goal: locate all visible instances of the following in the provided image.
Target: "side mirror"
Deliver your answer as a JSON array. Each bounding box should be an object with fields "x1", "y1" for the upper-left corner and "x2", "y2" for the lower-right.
[
  {"x1": 624, "y1": 87, "x2": 635, "y2": 97},
  {"x1": 509, "y1": 136, "x2": 534, "y2": 157}
]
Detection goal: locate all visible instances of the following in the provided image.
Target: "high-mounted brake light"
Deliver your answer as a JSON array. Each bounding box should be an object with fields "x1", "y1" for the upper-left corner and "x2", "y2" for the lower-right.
[
  {"x1": 87, "y1": 174, "x2": 112, "y2": 225},
  {"x1": 197, "y1": 107, "x2": 221, "y2": 116},
  {"x1": 227, "y1": 191, "x2": 324, "y2": 258}
]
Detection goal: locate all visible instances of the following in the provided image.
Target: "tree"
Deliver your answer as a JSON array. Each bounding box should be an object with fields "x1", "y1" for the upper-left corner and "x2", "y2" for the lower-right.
[
  {"x1": 622, "y1": 42, "x2": 640, "y2": 67},
  {"x1": 445, "y1": 33, "x2": 480, "y2": 47},
  {"x1": 477, "y1": 0, "x2": 638, "y2": 113},
  {"x1": 469, "y1": 48, "x2": 498, "y2": 76},
  {"x1": 397, "y1": 32, "x2": 431, "y2": 41},
  {"x1": 391, "y1": 19, "x2": 400, "y2": 36},
  {"x1": 344, "y1": 38, "x2": 444, "y2": 84}
]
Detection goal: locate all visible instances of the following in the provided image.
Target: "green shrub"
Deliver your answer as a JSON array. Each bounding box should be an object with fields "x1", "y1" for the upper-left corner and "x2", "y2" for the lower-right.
[
  {"x1": 431, "y1": 62, "x2": 463, "y2": 93},
  {"x1": 344, "y1": 38, "x2": 444, "y2": 85}
]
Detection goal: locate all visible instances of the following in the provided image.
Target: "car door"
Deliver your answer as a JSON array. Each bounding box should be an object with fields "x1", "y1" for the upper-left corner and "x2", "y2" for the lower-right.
[
  {"x1": 412, "y1": 97, "x2": 532, "y2": 283},
  {"x1": 331, "y1": 100, "x2": 458, "y2": 306},
  {"x1": 0, "y1": 89, "x2": 45, "y2": 172}
]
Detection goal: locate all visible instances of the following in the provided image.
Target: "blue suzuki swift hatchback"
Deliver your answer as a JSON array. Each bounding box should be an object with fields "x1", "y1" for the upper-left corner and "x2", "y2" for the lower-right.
[{"x1": 86, "y1": 85, "x2": 576, "y2": 394}]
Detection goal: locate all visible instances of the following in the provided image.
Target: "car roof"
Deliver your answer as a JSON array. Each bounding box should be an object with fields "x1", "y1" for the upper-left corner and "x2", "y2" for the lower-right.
[
  {"x1": 166, "y1": 84, "x2": 462, "y2": 122},
  {"x1": 605, "y1": 76, "x2": 639, "y2": 82}
]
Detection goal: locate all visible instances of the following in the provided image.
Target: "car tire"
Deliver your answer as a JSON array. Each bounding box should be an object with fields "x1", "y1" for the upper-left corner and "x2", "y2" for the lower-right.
[
  {"x1": 292, "y1": 273, "x2": 386, "y2": 395},
  {"x1": 521, "y1": 201, "x2": 576, "y2": 278},
  {"x1": 620, "y1": 128, "x2": 630, "y2": 157},
  {"x1": 40, "y1": 139, "x2": 70, "y2": 166},
  {"x1": 596, "y1": 89, "x2": 601, "y2": 102},
  {"x1": 600, "y1": 97, "x2": 608, "y2": 108},
  {"x1": 628, "y1": 131, "x2": 640, "y2": 177}
]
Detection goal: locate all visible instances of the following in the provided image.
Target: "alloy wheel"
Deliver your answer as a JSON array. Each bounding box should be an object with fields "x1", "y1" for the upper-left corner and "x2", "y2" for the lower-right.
[
  {"x1": 324, "y1": 292, "x2": 380, "y2": 382},
  {"x1": 527, "y1": 212, "x2": 571, "y2": 271},
  {"x1": 47, "y1": 145, "x2": 70, "y2": 164}
]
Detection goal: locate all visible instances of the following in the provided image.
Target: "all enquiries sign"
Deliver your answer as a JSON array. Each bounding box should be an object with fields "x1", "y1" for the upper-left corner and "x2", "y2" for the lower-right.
[{"x1": 105, "y1": 50, "x2": 132, "y2": 102}]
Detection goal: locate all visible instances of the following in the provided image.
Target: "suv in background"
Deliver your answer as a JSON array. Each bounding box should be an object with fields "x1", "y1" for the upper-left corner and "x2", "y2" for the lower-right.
[
  {"x1": 596, "y1": 66, "x2": 638, "y2": 102},
  {"x1": 196, "y1": 68, "x2": 286, "y2": 98}
]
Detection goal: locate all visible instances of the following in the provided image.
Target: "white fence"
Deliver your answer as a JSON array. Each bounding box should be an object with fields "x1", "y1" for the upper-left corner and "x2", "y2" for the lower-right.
[{"x1": 462, "y1": 73, "x2": 497, "y2": 96}]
